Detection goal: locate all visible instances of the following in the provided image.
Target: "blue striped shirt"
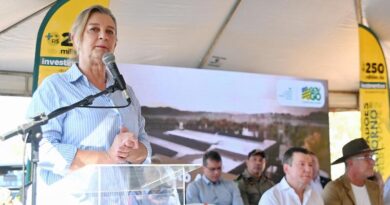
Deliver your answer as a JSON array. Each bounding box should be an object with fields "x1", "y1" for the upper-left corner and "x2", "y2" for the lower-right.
[{"x1": 27, "y1": 64, "x2": 151, "y2": 186}]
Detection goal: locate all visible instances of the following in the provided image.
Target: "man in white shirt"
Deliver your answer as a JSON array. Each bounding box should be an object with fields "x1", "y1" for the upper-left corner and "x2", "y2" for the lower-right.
[
  {"x1": 322, "y1": 138, "x2": 383, "y2": 205},
  {"x1": 258, "y1": 147, "x2": 323, "y2": 205}
]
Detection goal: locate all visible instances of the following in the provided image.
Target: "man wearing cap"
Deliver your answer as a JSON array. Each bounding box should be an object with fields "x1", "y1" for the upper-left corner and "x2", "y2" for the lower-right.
[
  {"x1": 322, "y1": 138, "x2": 383, "y2": 205},
  {"x1": 235, "y1": 149, "x2": 274, "y2": 205}
]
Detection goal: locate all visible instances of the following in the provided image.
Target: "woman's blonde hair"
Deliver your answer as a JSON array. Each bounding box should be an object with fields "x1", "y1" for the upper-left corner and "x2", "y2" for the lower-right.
[{"x1": 71, "y1": 5, "x2": 117, "y2": 58}]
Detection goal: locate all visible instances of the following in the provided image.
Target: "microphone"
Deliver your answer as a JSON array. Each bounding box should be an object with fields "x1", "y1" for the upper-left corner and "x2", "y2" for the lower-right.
[
  {"x1": 1, "y1": 124, "x2": 29, "y2": 141},
  {"x1": 102, "y1": 53, "x2": 131, "y2": 104},
  {"x1": 0, "y1": 130, "x2": 19, "y2": 141},
  {"x1": 0, "y1": 114, "x2": 48, "y2": 141}
]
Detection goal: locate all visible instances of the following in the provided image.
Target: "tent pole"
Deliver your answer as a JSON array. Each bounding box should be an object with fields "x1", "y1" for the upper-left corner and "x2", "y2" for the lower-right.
[
  {"x1": 198, "y1": 0, "x2": 242, "y2": 68},
  {"x1": 354, "y1": 0, "x2": 363, "y2": 25},
  {"x1": 0, "y1": 1, "x2": 56, "y2": 34}
]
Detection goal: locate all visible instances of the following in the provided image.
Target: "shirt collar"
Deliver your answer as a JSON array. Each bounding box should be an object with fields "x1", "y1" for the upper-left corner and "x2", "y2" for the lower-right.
[
  {"x1": 242, "y1": 169, "x2": 263, "y2": 180},
  {"x1": 313, "y1": 175, "x2": 321, "y2": 183},
  {"x1": 280, "y1": 177, "x2": 292, "y2": 190},
  {"x1": 66, "y1": 63, "x2": 84, "y2": 83},
  {"x1": 280, "y1": 177, "x2": 312, "y2": 192},
  {"x1": 202, "y1": 174, "x2": 220, "y2": 185},
  {"x1": 242, "y1": 169, "x2": 252, "y2": 178},
  {"x1": 66, "y1": 63, "x2": 115, "y2": 88}
]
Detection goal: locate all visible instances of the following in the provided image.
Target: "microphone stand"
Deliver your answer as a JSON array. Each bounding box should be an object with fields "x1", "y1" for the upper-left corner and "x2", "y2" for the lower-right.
[{"x1": 1, "y1": 84, "x2": 119, "y2": 205}]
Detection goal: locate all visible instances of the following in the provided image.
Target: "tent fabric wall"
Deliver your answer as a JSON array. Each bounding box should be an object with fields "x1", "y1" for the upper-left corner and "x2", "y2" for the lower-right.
[
  {"x1": 0, "y1": 0, "x2": 389, "y2": 109},
  {"x1": 0, "y1": 71, "x2": 32, "y2": 96},
  {"x1": 201, "y1": 0, "x2": 359, "y2": 92}
]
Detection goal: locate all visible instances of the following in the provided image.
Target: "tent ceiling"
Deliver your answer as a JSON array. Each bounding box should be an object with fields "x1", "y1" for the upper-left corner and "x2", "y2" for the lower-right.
[{"x1": 0, "y1": 0, "x2": 389, "y2": 97}]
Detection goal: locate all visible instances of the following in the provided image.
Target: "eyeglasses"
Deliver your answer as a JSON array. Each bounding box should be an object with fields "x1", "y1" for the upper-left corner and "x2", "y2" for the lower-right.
[
  {"x1": 352, "y1": 155, "x2": 375, "y2": 161},
  {"x1": 206, "y1": 166, "x2": 222, "y2": 172}
]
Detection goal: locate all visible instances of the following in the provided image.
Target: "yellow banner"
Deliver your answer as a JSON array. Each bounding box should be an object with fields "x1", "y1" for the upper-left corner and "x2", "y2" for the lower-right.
[
  {"x1": 359, "y1": 24, "x2": 390, "y2": 179},
  {"x1": 33, "y1": 0, "x2": 110, "y2": 90}
]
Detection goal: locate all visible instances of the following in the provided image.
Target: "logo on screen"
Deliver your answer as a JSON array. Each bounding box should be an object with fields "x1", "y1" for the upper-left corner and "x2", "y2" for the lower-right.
[
  {"x1": 277, "y1": 79, "x2": 326, "y2": 108},
  {"x1": 301, "y1": 87, "x2": 321, "y2": 102}
]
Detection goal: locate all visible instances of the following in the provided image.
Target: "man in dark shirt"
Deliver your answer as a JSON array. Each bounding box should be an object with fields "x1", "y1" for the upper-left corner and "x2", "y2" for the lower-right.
[{"x1": 236, "y1": 149, "x2": 274, "y2": 205}]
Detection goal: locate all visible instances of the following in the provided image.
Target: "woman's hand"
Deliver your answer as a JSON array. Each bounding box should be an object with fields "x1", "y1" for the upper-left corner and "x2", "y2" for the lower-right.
[{"x1": 107, "y1": 127, "x2": 139, "y2": 163}]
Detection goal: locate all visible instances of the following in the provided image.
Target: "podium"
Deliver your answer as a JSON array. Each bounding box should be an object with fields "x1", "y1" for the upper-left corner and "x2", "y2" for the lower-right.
[{"x1": 39, "y1": 164, "x2": 201, "y2": 205}]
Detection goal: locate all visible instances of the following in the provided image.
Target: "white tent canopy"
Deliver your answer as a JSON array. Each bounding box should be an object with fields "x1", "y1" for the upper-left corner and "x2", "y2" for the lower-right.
[{"x1": 0, "y1": 0, "x2": 389, "y2": 109}]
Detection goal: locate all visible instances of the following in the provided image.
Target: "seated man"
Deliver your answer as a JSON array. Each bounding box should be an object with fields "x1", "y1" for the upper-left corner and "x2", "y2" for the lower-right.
[
  {"x1": 186, "y1": 150, "x2": 243, "y2": 205},
  {"x1": 235, "y1": 149, "x2": 274, "y2": 205},
  {"x1": 259, "y1": 147, "x2": 323, "y2": 205},
  {"x1": 309, "y1": 152, "x2": 331, "y2": 194},
  {"x1": 322, "y1": 138, "x2": 383, "y2": 205}
]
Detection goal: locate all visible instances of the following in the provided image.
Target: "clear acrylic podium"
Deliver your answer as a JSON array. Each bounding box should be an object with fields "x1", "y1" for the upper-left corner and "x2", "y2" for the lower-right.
[{"x1": 42, "y1": 164, "x2": 201, "y2": 205}]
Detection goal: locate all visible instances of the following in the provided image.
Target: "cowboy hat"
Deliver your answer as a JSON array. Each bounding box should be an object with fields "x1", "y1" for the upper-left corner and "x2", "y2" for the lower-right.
[{"x1": 331, "y1": 138, "x2": 382, "y2": 165}]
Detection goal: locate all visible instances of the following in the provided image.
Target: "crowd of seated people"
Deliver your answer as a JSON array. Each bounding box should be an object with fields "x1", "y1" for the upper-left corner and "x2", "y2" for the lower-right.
[{"x1": 183, "y1": 138, "x2": 386, "y2": 205}]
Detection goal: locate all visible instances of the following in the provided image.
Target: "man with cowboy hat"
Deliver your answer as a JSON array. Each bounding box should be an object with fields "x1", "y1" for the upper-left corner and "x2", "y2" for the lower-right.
[{"x1": 322, "y1": 138, "x2": 383, "y2": 205}]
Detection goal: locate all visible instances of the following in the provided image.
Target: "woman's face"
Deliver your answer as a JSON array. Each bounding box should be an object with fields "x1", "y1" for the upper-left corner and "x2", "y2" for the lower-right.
[{"x1": 74, "y1": 12, "x2": 117, "y2": 63}]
